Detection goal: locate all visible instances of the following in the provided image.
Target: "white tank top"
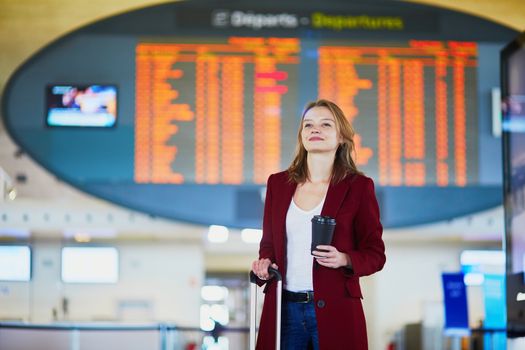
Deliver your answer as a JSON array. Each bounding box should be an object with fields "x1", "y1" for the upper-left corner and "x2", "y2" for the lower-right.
[{"x1": 285, "y1": 196, "x2": 325, "y2": 292}]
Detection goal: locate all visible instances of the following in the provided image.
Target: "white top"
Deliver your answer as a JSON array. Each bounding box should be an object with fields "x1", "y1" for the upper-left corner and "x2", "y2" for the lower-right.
[{"x1": 285, "y1": 196, "x2": 325, "y2": 292}]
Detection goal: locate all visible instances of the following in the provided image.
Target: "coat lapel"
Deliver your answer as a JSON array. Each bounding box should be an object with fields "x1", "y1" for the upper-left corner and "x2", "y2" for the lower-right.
[
  {"x1": 274, "y1": 176, "x2": 296, "y2": 271},
  {"x1": 321, "y1": 176, "x2": 351, "y2": 218},
  {"x1": 275, "y1": 177, "x2": 296, "y2": 233}
]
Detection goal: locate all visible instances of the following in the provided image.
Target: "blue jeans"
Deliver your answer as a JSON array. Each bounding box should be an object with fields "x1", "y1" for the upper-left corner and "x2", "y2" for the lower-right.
[{"x1": 281, "y1": 300, "x2": 320, "y2": 350}]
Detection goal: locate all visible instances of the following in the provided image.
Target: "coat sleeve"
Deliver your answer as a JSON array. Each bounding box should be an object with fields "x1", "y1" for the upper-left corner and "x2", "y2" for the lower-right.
[{"x1": 346, "y1": 177, "x2": 386, "y2": 277}]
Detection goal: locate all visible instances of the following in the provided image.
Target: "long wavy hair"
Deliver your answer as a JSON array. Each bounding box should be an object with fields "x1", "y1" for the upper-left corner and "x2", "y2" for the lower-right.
[{"x1": 287, "y1": 99, "x2": 362, "y2": 184}]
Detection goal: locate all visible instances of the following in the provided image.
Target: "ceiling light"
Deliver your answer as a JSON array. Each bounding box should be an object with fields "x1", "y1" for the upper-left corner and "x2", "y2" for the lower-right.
[{"x1": 207, "y1": 225, "x2": 229, "y2": 243}]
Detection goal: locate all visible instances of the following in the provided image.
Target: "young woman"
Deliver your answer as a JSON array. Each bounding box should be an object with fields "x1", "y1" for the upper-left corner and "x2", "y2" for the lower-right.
[{"x1": 251, "y1": 99, "x2": 386, "y2": 349}]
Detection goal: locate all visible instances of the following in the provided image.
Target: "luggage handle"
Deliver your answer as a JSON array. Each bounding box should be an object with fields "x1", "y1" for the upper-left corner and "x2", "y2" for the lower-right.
[
  {"x1": 249, "y1": 266, "x2": 282, "y2": 283},
  {"x1": 249, "y1": 265, "x2": 282, "y2": 350}
]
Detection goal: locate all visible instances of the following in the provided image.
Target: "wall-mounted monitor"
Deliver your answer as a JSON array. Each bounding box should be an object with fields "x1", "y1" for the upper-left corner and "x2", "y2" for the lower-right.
[
  {"x1": 46, "y1": 85, "x2": 117, "y2": 127},
  {"x1": 0, "y1": 245, "x2": 31, "y2": 281},
  {"x1": 502, "y1": 31, "x2": 525, "y2": 337},
  {"x1": 61, "y1": 247, "x2": 119, "y2": 283}
]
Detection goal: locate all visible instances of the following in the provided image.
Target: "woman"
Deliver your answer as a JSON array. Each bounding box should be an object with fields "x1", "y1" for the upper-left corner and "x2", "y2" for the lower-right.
[{"x1": 251, "y1": 99, "x2": 386, "y2": 350}]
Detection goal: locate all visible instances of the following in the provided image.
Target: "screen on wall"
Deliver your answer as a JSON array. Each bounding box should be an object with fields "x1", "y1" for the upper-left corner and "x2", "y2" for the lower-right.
[
  {"x1": 134, "y1": 38, "x2": 478, "y2": 187},
  {"x1": 502, "y1": 32, "x2": 525, "y2": 336},
  {"x1": 61, "y1": 247, "x2": 119, "y2": 283},
  {"x1": 0, "y1": 246, "x2": 31, "y2": 281},
  {"x1": 46, "y1": 85, "x2": 117, "y2": 127}
]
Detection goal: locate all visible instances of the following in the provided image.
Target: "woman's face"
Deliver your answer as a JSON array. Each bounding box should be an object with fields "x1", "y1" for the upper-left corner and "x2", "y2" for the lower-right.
[{"x1": 301, "y1": 106, "x2": 341, "y2": 154}]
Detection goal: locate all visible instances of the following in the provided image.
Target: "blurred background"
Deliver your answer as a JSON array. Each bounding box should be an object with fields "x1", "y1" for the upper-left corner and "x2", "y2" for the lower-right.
[{"x1": 1, "y1": 0, "x2": 525, "y2": 349}]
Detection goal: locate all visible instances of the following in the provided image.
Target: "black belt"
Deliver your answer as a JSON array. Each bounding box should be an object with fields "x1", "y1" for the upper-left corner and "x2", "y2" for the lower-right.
[{"x1": 283, "y1": 290, "x2": 314, "y2": 303}]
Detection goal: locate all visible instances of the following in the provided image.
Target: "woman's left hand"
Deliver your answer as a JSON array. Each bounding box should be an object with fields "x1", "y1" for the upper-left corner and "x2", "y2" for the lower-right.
[{"x1": 313, "y1": 245, "x2": 350, "y2": 269}]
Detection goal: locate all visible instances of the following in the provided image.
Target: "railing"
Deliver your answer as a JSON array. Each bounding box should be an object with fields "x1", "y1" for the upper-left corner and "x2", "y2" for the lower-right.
[
  {"x1": 0, "y1": 322, "x2": 250, "y2": 350},
  {"x1": 2, "y1": 322, "x2": 510, "y2": 350}
]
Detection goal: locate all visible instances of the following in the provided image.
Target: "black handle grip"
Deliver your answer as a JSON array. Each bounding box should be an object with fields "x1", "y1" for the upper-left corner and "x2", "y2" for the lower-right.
[
  {"x1": 249, "y1": 266, "x2": 282, "y2": 284},
  {"x1": 268, "y1": 266, "x2": 282, "y2": 281}
]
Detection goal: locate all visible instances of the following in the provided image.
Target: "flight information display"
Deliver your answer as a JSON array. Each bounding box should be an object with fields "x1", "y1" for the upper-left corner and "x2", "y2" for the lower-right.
[{"x1": 134, "y1": 37, "x2": 478, "y2": 186}]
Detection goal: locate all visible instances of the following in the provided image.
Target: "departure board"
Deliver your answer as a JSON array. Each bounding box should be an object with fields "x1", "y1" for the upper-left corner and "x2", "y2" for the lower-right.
[
  {"x1": 4, "y1": 0, "x2": 513, "y2": 228},
  {"x1": 135, "y1": 37, "x2": 477, "y2": 186}
]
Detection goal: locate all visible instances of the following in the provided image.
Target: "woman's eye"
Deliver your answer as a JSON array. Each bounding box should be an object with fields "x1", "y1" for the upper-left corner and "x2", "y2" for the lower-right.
[
  {"x1": 323, "y1": 123, "x2": 332, "y2": 127},
  {"x1": 304, "y1": 123, "x2": 312, "y2": 128}
]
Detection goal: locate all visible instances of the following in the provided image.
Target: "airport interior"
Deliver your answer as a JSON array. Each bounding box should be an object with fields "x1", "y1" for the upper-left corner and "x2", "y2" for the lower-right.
[{"x1": 2, "y1": 0, "x2": 525, "y2": 349}]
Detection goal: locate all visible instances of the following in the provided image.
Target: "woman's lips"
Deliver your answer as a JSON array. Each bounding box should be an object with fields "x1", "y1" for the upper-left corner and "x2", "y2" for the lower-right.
[{"x1": 309, "y1": 136, "x2": 323, "y2": 141}]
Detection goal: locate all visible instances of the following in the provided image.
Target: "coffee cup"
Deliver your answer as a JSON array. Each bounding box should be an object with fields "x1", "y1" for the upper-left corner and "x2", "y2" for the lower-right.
[{"x1": 311, "y1": 215, "x2": 336, "y2": 255}]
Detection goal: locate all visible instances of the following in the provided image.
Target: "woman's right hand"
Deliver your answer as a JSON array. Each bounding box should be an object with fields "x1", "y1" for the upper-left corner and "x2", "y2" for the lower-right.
[{"x1": 251, "y1": 258, "x2": 278, "y2": 280}]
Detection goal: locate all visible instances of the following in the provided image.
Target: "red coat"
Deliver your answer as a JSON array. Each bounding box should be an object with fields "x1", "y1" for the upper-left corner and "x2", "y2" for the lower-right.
[{"x1": 256, "y1": 171, "x2": 386, "y2": 350}]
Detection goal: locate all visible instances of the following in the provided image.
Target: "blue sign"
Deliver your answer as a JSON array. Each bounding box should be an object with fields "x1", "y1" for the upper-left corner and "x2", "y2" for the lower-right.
[
  {"x1": 442, "y1": 273, "x2": 469, "y2": 335},
  {"x1": 483, "y1": 274, "x2": 506, "y2": 350}
]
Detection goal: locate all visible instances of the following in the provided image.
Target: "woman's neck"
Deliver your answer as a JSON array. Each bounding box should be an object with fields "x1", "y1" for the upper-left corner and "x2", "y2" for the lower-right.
[{"x1": 307, "y1": 152, "x2": 335, "y2": 183}]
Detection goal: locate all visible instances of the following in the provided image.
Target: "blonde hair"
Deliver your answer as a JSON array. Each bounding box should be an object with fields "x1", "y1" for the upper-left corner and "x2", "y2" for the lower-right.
[{"x1": 287, "y1": 99, "x2": 362, "y2": 184}]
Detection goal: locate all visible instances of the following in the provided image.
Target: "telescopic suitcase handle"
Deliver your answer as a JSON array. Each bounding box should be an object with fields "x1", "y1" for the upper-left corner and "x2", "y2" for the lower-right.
[
  {"x1": 249, "y1": 266, "x2": 282, "y2": 350},
  {"x1": 249, "y1": 266, "x2": 282, "y2": 283}
]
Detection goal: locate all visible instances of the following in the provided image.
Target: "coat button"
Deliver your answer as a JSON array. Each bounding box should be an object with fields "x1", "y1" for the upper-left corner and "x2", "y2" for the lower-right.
[{"x1": 317, "y1": 300, "x2": 325, "y2": 308}]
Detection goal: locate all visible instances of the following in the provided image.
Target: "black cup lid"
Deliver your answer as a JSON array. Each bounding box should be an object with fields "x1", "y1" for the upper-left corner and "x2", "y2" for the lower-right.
[{"x1": 311, "y1": 215, "x2": 336, "y2": 225}]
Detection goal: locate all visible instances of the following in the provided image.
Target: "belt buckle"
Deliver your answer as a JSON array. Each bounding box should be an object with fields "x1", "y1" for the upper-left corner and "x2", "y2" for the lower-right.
[{"x1": 300, "y1": 291, "x2": 311, "y2": 303}]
